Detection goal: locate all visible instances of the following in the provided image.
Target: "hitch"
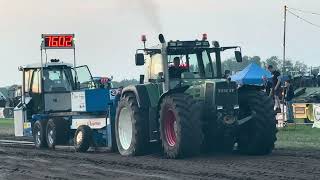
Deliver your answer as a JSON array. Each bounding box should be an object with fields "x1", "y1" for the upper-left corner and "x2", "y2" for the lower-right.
[{"x1": 237, "y1": 111, "x2": 256, "y2": 125}]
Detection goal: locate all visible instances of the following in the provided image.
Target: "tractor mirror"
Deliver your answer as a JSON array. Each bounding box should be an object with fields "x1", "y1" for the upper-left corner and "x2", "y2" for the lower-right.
[
  {"x1": 235, "y1": 51, "x2": 243, "y2": 62},
  {"x1": 135, "y1": 53, "x2": 145, "y2": 66}
]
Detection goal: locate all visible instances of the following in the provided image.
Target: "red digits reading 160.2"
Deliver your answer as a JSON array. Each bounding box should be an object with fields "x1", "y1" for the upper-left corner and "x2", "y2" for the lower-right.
[{"x1": 46, "y1": 36, "x2": 73, "y2": 47}]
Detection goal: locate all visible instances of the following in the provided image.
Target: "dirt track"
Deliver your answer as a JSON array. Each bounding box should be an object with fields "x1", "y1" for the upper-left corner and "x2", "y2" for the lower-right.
[{"x1": 1, "y1": 142, "x2": 320, "y2": 180}]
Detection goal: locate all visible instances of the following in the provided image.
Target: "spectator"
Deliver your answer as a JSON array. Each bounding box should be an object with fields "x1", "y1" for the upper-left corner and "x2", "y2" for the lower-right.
[
  {"x1": 312, "y1": 74, "x2": 317, "y2": 87},
  {"x1": 267, "y1": 65, "x2": 282, "y2": 113},
  {"x1": 284, "y1": 79, "x2": 295, "y2": 123},
  {"x1": 224, "y1": 70, "x2": 231, "y2": 79},
  {"x1": 262, "y1": 75, "x2": 272, "y2": 97}
]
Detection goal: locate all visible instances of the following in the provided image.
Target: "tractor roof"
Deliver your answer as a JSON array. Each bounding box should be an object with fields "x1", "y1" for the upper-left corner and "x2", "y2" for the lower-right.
[
  {"x1": 167, "y1": 40, "x2": 210, "y2": 48},
  {"x1": 148, "y1": 40, "x2": 210, "y2": 50},
  {"x1": 20, "y1": 61, "x2": 73, "y2": 69}
]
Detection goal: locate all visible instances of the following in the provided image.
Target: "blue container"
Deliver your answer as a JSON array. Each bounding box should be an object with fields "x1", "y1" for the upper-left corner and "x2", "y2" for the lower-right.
[{"x1": 71, "y1": 89, "x2": 109, "y2": 112}]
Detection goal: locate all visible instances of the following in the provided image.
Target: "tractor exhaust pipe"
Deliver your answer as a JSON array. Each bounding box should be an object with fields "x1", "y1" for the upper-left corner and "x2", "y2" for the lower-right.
[
  {"x1": 159, "y1": 34, "x2": 169, "y2": 92},
  {"x1": 159, "y1": 34, "x2": 166, "y2": 43}
]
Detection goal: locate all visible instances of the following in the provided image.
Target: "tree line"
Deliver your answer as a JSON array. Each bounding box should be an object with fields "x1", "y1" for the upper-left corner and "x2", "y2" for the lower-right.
[
  {"x1": 222, "y1": 56, "x2": 314, "y2": 76},
  {"x1": 0, "y1": 56, "x2": 315, "y2": 94},
  {"x1": 113, "y1": 56, "x2": 314, "y2": 88}
]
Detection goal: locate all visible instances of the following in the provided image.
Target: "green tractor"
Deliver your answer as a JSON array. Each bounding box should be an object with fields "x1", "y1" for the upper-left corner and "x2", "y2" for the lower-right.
[{"x1": 115, "y1": 34, "x2": 277, "y2": 159}]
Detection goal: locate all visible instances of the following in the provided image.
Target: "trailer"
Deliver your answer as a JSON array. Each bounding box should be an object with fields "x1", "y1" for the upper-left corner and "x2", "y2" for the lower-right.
[{"x1": 14, "y1": 34, "x2": 118, "y2": 152}]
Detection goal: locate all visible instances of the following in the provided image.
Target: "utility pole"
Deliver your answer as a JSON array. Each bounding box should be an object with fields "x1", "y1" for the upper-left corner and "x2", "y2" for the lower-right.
[
  {"x1": 281, "y1": 5, "x2": 288, "y2": 125},
  {"x1": 283, "y1": 5, "x2": 287, "y2": 74}
]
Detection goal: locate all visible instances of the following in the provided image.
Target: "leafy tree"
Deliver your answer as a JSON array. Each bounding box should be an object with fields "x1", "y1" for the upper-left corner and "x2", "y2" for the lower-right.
[
  {"x1": 293, "y1": 61, "x2": 308, "y2": 76},
  {"x1": 282, "y1": 59, "x2": 294, "y2": 74},
  {"x1": 265, "y1": 56, "x2": 281, "y2": 70},
  {"x1": 222, "y1": 56, "x2": 262, "y2": 73},
  {"x1": 251, "y1": 56, "x2": 262, "y2": 66},
  {"x1": 112, "y1": 79, "x2": 139, "y2": 88}
]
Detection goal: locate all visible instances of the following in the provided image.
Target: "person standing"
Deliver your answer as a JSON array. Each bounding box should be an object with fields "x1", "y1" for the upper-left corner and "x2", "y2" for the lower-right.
[
  {"x1": 284, "y1": 79, "x2": 294, "y2": 123},
  {"x1": 267, "y1": 65, "x2": 282, "y2": 113},
  {"x1": 262, "y1": 75, "x2": 272, "y2": 97}
]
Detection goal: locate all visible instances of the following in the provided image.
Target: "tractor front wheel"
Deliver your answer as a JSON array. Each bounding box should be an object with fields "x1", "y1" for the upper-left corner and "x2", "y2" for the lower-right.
[
  {"x1": 237, "y1": 90, "x2": 277, "y2": 155},
  {"x1": 115, "y1": 93, "x2": 148, "y2": 156},
  {"x1": 74, "y1": 125, "x2": 92, "y2": 152},
  {"x1": 159, "y1": 93, "x2": 203, "y2": 159}
]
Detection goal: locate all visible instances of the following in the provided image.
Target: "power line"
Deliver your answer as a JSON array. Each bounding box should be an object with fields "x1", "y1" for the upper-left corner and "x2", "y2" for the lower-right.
[
  {"x1": 287, "y1": 10, "x2": 320, "y2": 30},
  {"x1": 288, "y1": 7, "x2": 320, "y2": 16}
]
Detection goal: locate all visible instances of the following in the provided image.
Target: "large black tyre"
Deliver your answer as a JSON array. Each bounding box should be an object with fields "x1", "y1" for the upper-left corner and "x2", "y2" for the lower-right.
[
  {"x1": 115, "y1": 93, "x2": 148, "y2": 156},
  {"x1": 46, "y1": 118, "x2": 68, "y2": 149},
  {"x1": 237, "y1": 90, "x2": 277, "y2": 155},
  {"x1": 74, "y1": 125, "x2": 92, "y2": 152},
  {"x1": 33, "y1": 120, "x2": 48, "y2": 149},
  {"x1": 159, "y1": 93, "x2": 203, "y2": 159}
]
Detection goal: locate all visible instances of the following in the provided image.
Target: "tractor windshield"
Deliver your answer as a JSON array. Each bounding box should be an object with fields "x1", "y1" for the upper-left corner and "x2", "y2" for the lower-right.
[
  {"x1": 43, "y1": 68, "x2": 74, "y2": 92},
  {"x1": 168, "y1": 49, "x2": 216, "y2": 79}
]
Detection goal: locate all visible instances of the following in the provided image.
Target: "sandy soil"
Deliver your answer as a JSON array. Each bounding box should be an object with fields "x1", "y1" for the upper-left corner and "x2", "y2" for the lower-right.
[{"x1": 1, "y1": 142, "x2": 320, "y2": 180}]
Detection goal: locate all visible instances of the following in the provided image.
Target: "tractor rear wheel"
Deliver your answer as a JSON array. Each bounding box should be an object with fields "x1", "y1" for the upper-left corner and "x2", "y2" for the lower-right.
[
  {"x1": 115, "y1": 93, "x2": 148, "y2": 156},
  {"x1": 46, "y1": 118, "x2": 68, "y2": 149},
  {"x1": 237, "y1": 90, "x2": 277, "y2": 155},
  {"x1": 159, "y1": 93, "x2": 203, "y2": 159},
  {"x1": 33, "y1": 120, "x2": 48, "y2": 149}
]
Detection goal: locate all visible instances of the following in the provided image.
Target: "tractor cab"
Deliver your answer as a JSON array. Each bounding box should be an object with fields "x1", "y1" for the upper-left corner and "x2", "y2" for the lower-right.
[
  {"x1": 18, "y1": 59, "x2": 94, "y2": 117},
  {"x1": 135, "y1": 34, "x2": 243, "y2": 92}
]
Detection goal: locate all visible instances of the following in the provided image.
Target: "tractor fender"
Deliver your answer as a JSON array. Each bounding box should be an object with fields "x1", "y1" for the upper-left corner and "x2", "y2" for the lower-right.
[
  {"x1": 157, "y1": 86, "x2": 189, "y2": 109},
  {"x1": 121, "y1": 85, "x2": 151, "y2": 109}
]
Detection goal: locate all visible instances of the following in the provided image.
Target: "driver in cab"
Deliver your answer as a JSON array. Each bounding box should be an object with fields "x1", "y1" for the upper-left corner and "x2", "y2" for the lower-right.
[
  {"x1": 43, "y1": 70, "x2": 55, "y2": 92},
  {"x1": 169, "y1": 57, "x2": 183, "y2": 79}
]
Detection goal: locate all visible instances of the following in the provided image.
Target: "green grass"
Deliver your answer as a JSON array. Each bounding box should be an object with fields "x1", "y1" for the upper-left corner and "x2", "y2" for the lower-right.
[
  {"x1": 276, "y1": 125, "x2": 320, "y2": 150},
  {"x1": 0, "y1": 118, "x2": 14, "y2": 136},
  {"x1": 0, "y1": 118, "x2": 14, "y2": 127},
  {"x1": 0, "y1": 118, "x2": 319, "y2": 150}
]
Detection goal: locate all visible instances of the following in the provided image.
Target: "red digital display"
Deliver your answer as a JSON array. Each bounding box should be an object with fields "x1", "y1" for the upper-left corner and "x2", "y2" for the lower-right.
[{"x1": 42, "y1": 34, "x2": 74, "y2": 49}]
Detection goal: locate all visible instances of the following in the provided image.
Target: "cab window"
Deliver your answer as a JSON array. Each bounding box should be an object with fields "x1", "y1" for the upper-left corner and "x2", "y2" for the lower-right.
[
  {"x1": 167, "y1": 50, "x2": 214, "y2": 79},
  {"x1": 24, "y1": 69, "x2": 34, "y2": 93},
  {"x1": 74, "y1": 66, "x2": 94, "y2": 90},
  {"x1": 31, "y1": 70, "x2": 41, "y2": 93},
  {"x1": 147, "y1": 54, "x2": 164, "y2": 81},
  {"x1": 43, "y1": 69, "x2": 72, "y2": 92}
]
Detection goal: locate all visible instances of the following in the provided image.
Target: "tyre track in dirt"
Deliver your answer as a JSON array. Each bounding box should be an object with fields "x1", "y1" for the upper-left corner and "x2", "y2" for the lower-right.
[{"x1": 1, "y1": 143, "x2": 320, "y2": 180}]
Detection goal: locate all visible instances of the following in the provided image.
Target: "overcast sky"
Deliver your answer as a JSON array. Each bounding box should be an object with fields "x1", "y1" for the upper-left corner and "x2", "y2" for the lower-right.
[{"x1": 0, "y1": 0, "x2": 320, "y2": 86}]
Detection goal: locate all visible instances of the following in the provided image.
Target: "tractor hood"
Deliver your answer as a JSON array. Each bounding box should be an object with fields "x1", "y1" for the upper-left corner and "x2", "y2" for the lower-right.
[{"x1": 181, "y1": 79, "x2": 238, "y2": 107}]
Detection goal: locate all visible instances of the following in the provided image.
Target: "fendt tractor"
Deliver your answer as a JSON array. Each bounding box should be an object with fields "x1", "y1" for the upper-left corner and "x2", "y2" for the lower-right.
[
  {"x1": 115, "y1": 34, "x2": 277, "y2": 158},
  {"x1": 14, "y1": 34, "x2": 118, "y2": 152}
]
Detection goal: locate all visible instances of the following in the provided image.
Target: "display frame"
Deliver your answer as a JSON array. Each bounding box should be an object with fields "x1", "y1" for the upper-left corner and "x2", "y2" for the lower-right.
[{"x1": 41, "y1": 34, "x2": 75, "y2": 49}]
